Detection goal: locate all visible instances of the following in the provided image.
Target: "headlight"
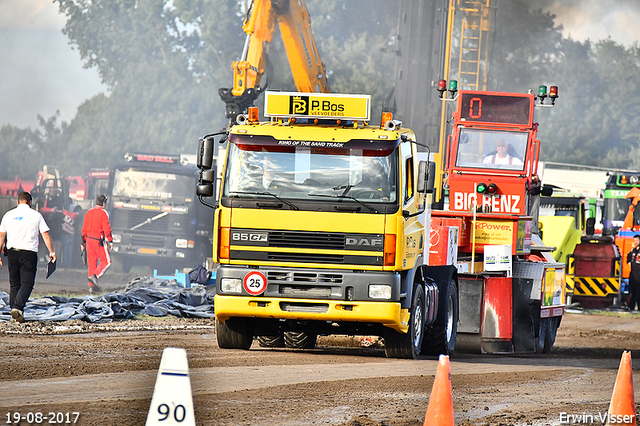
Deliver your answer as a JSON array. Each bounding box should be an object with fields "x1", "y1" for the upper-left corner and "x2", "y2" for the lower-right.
[
  {"x1": 220, "y1": 278, "x2": 242, "y2": 293},
  {"x1": 112, "y1": 234, "x2": 121, "y2": 243},
  {"x1": 369, "y1": 284, "x2": 392, "y2": 300},
  {"x1": 176, "y1": 238, "x2": 188, "y2": 248}
]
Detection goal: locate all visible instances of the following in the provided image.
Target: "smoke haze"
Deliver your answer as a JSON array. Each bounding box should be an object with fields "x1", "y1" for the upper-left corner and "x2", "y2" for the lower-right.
[
  {"x1": 0, "y1": 0, "x2": 638, "y2": 130},
  {"x1": 543, "y1": 0, "x2": 640, "y2": 46},
  {"x1": 0, "y1": 0, "x2": 104, "y2": 128}
]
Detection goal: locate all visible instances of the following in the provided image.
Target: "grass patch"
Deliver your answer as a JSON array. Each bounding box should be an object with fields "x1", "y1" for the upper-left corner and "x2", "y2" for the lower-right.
[{"x1": 581, "y1": 309, "x2": 640, "y2": 318}]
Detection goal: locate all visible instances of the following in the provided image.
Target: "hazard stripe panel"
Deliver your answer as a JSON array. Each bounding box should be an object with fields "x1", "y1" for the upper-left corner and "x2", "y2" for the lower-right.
[{"x1": 572, "y1": 277, "x2": 619, "y2": 297}]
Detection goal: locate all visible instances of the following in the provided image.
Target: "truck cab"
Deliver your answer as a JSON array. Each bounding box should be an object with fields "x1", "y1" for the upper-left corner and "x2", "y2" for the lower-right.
[{"x1": 108, "y1": 153, "x2": 214, "y2": 273}]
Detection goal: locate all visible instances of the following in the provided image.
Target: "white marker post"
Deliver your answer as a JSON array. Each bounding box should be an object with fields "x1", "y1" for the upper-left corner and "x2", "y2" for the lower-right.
[{"x1": 145, "y1": 347, "x2": 196, "y2": 426}]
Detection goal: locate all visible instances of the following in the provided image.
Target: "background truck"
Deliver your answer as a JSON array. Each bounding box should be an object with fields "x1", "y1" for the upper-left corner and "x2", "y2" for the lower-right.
[
  {"x1": 107, "y1": 153, "x2": 214, "y2": 273},
  {"x1": 560, "y1": 172, "x2": 640, "y2": 308},
  {"x1": 428, "y1": 83, "x2": 564, "y2": 354},
  {"x1": 603, "y1": 172, "x2": 640, "y2": 236}
]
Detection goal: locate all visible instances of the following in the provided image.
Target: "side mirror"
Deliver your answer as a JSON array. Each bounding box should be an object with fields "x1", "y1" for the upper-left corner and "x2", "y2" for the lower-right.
[
  {"x1": 585, "y1": 217, "x2": 596, "y2": 236},
  {"x1": 417, "y1": 160, "x2": 435, "y2": 194},
  {"x1": 197, "y1": 136, "x2": 214, "y2": 170},
  {"x1": 196, "y1": 183, "x2": 214, "y2": 197},
  {"x1": 201, "y1": 169, "x2": 215, "y2": 184}
]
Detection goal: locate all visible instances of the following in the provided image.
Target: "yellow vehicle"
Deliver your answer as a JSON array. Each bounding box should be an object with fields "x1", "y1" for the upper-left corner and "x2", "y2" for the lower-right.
[
  {"x1": 218, "y1": 0, "x2": 329, "y2": 121},
  {"x1": 539, "y1": 192, "x2": 595, "y2": 264},
  {"x1": 197, "y1": 92, "x2": 458, "y2": 359}
]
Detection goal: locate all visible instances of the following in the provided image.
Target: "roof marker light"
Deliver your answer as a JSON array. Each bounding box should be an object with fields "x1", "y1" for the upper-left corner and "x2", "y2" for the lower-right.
[
  {"x1": 381, "y1": 112, "x2": 393, "y2": 129},
  {"x1": 247, "y1": 106, "x2": 259, "y2": 123},
  {"x1": 437, "y1": 79, "x2": 447, "y2": 98},
  {"x1": 538, "y1": 85, "x2": 547, "y2": 104},
  {"x1": 448, "y1": 80, "x2": 458, "y2": 94},
  {"x1": 549, "y1": 86, "x2": 559, "y2": 105}
]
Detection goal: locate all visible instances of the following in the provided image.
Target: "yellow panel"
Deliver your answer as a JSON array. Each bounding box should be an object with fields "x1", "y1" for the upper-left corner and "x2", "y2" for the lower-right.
[
  {"x1": 264, "y1": 92, "x2": 370, "y2": 120},
  {"x1": 474, "y1": 219, "x2": 514, "y2": 245}
]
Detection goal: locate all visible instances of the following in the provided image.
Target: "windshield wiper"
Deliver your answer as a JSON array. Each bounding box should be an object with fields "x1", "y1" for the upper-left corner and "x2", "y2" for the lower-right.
[
  {"x1": 309, "y1": 193, "x2": 378, "y2": 213},
  {"x1": 229, "y1": 191, "x2": 299, "y2": 210},
  {"x1": 332, "y1": 184, "x2": 353, "y2": 197},
  {"x1": 130, "y1": 211, "x2": 168, "y2": 230}
]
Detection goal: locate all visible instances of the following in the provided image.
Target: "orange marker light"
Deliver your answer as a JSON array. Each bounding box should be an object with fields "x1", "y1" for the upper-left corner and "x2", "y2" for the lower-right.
[
  {"x1": 381, "y1": 112, "x2": 393, "y2": 129},
  {"x1": 384, "y1": 234, "x2": 396, "y2": 266},
  {"x1": 219, "y1": 227, "x2": 230, "y2": 260},
  {"x1": 247, "y1": 107, "x2": 259, "y2": 123}
]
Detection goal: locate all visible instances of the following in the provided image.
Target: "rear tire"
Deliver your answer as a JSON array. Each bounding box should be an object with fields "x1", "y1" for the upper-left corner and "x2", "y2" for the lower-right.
[
  {"x1": 537, "y1": 316, "x2": 560, "y2": 354},
  {"x1": 216, "y1": 317, "x2": 254, "y2": 350},
  {"x1": 423, "y1": 280, "x2": 458, "y2": 356},
  {"x1": 384, "y1": 285, "x2": 425, "y2": 359},
  {"x1": 283, "y1": 331, "x2": 317, "y2": 349},
  {"x1": 257, "y1": 333, "x2": 285, "y2": 348}
]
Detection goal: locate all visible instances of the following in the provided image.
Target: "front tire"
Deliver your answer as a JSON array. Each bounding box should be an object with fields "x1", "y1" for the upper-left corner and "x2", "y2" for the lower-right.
[
  {"x1": 216, "y1": 317, "x2": 254, "y2": 350},
  {"x1": 423, "y1": 279, "x2": 458, "y2": 356},
  {"x1": 384, "y1": 285, "x2": 425, "y2": 359}
]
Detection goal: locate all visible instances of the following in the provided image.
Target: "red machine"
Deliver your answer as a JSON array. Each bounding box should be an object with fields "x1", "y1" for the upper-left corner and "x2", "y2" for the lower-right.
[{"x1": 430, "y1": 83, "x2": 564, "y2": 353}]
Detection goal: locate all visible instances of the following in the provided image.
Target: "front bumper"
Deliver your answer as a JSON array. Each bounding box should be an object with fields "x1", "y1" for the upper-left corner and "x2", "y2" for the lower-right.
[{"x1": 214, "y1": 294, "x2": 409, "y2": 333}]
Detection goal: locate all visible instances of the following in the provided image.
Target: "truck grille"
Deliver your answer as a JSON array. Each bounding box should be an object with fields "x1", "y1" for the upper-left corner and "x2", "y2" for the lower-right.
[
  {"x1": 126, "y1": 211, "x2": 170, "y2": 233},
  {"x1": 267, "y1": 271, "x2": 344, "y2": 283},
  {"x1": 268, "y1": 252, "x2": 344, "y2": 263},
  {"x1": 269, "y1": 231, "x2": 345, "y2": 250},
  {"x1": 229, "y1": 228, "x2": 384, "y2": 266},
  {"x1": 130, "y1": 235, "x2": 166, "y2": 246},
  {"x1": 280, "y1": 302, "x2": 329, "y2": 313},
  {"x1": 280, "y1": 286, "x2": 332, "y2": 297}
]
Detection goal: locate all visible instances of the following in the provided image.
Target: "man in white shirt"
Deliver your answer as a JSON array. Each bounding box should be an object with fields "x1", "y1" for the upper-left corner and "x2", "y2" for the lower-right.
[
  {"x1": 482, "y1": 139, "x2": 523, "y2": 166},
  {"x1": 0, "y1": 192, "x2": 56, "y2": 323}
]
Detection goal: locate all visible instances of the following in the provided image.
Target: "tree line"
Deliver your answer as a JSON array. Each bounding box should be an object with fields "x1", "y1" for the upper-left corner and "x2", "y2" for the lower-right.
[{"x1": 1, "y1": 0, "x2": 639, "y2": 182}]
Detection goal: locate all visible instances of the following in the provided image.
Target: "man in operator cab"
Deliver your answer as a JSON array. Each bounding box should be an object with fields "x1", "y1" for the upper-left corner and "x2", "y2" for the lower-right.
[
  {"x1": 482, "y1": 139, "x2": 523, "y2": 166},
  {"x1": 261, "y1": 154, "x2": 293, "y2": 191},
  {"x1": 356, "y1": 159, "x2": 390, "y2": 200}
]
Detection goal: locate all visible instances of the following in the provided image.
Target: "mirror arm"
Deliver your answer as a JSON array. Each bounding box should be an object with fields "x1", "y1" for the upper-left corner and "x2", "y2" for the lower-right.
[{"x1": 198, "y1": 194, "x2": 217, "y2": 210}]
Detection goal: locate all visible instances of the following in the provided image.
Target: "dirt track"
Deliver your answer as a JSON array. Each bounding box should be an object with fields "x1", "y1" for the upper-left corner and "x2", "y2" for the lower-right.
[{"x1": 1, "y1": 267, "x2": 640, "y2": 425}]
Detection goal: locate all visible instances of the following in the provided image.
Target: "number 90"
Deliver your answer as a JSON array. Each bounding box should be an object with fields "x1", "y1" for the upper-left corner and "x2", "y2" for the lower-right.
[{"x1": 157, "y1": 403, "x2": 187, "y2": 422}]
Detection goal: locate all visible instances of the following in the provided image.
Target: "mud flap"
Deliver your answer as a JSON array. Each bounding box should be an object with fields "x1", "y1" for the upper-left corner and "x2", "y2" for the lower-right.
[{"x1": 512, "y1": 277, "x2": 537, "y2": 353}]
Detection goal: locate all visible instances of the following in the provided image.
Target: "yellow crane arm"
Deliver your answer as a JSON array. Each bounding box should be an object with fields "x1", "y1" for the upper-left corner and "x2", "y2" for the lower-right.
[
  {"x1": 220, "y1": 0, "x2": 329, "y2": 121},
  {"x1": 276, "y1": 0, "x2": 329, "y2": 93}
]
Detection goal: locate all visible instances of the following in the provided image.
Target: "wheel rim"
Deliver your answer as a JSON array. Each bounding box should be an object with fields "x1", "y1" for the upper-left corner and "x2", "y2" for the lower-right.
[
  {"x1": 445, "y1": 294, "x2": 454, "y2": 342},
  {"x1": 413, "y1": 304, "x2": 423, "y2": 347}
]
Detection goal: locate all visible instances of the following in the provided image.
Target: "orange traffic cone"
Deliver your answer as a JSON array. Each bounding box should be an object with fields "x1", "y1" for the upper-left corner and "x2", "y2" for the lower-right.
[
  {"x1": 424, "y1": 354, "x2": 454, "y2": 426},
  {"x1": 606, "y1": 351, "x2": 636, "y2": 426}
]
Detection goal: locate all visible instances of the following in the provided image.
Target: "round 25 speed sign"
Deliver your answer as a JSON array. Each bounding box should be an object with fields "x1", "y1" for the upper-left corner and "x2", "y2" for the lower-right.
[{"x1": 243, "y1": 271, "x2": 267, "y2": 295}]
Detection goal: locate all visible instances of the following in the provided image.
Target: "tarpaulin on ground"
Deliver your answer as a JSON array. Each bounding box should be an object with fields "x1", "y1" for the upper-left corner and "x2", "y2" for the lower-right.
[{"x1": 0, "y1": 277, "x2": 215, "y2": 323}]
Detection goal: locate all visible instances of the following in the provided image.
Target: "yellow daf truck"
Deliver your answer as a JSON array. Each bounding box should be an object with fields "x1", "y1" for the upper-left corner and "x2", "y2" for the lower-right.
[{"x1": 196, "y1": 91, "x2": 458, "y2": 359}]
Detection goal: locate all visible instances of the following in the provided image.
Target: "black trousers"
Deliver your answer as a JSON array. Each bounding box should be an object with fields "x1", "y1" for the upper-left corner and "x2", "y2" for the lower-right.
[
  {"x1": 628, "y1": 277, "x2": 640, "y2": 311},
  {"x1": 7, "y1": 249, "x2": 38, "y2": 311}
]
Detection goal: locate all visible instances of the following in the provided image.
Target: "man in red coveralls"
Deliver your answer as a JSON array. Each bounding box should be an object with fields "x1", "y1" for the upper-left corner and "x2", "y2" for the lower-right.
[{"x1": 81, "y1": 195, "x2": 113, "y2": 294}]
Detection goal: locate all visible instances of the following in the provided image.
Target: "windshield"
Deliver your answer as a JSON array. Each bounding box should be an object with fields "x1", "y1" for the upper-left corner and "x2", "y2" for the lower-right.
[
  {"x1": 603, "y1": 197, "x2": 631, "y2": 233},
  {"x1": 223, "y1": 140, "x2": 398, "y2": 203},
  {"x1": 112, "y1": 169, "x2": 194, "y2": 202},
  {"x1": 455, "y1": 128, "x2": 528, "y2": 171}
]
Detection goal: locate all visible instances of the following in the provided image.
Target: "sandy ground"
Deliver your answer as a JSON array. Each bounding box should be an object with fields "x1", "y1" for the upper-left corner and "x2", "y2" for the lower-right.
[{"x1": 1, "y1": 267, "x2": 640, "y2": 425}]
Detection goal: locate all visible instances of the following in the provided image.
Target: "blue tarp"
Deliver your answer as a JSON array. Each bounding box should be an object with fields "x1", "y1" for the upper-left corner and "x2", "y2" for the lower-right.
[{"x1": 0, "y1": 276, "x2": 215, "y2": 323}]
